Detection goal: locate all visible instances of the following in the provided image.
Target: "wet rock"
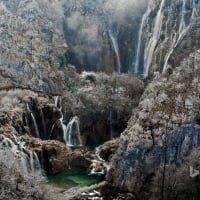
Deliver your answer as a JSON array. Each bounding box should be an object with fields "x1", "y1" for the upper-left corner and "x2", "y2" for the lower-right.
[{"x1": 98, "y1": 139, "x2": 119, "y2": 162}]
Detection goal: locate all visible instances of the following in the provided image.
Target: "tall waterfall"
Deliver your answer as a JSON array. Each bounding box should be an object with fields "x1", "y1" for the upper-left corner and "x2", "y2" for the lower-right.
[
  {"x1": 54, "y1": 96, "x2": 81, "y2": 146},
  {"x1": 163, "y1": 0, "x2": 194, "y2": 72},
  {"x1": 27, "y1": 103, "x2": 40, "y2": 138},
  {"x1": 134, "y1": 3, "x2": 151, "y2": 74},
  {"x1": 109, "y1": 30, "x2": 121, "y2": 73},
  {"x1": 0, "y1": 135, "x2": 41, "y2": 175},
  {"x1": 177, "y1": 0, "x2": 186, "y2": 40},
  {"x1": 143, "y1": 0, "x2": 165, "y2": 77}
]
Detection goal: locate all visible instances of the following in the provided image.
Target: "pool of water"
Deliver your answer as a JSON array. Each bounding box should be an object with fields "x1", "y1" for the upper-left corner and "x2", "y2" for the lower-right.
[{"x1": 47, "y1": 167, "x2": 104, "y2": 189}]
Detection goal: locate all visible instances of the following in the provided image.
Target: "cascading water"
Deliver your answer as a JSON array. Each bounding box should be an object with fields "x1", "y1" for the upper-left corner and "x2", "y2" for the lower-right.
[
  {"x1": 0, "y1": 134, "x2": 41, "y2": 175},
  {"x1": 27, "y1": 103, "x2": 40, "y2": 138},
  {"x1": 64, "y1": 116, "x2": 81, "y2": 146},
  {"x1": 192, "y1": 0, "x2": 198, "y2": 19},
  {"x1": 162, "y1": 0, "x2": 195, "y2": 72},
  {"x1": 54, "y1": 96, "x2": 81, "y2": 146},
  {"x1": 162, "y1": 33, "x2": 177, "y2": 72},
  {"x1": 108, "y1": 30, "x2": 121, "y2": 73},
  {"x1": 177, "y1": 0, "x2": 186, "y2": 41},
  {"x1": 143, "y1": 0, "x2": 165, "y2": 77},
  {"x1": 134, "y1": 3, "x2": 151, "y2": 74},
  {"x1": 90, "y1": 146, "x2": 110, "y2": 175}
]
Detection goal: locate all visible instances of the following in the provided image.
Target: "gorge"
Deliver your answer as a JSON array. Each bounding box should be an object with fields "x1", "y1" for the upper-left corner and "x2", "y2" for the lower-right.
[{"x1": 0, "y1": 0, "x2": 200, "y2": 200}]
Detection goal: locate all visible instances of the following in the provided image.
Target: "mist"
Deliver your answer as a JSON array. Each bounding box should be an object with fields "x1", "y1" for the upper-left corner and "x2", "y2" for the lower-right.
[{"x1": 17, "y1": 0, "x2": 148, "y2": 70}]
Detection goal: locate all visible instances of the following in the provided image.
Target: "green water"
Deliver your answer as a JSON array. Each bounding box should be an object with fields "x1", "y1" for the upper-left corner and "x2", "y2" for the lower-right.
[{"x1": 47, "y1": 167, "x2": 104, "y2": 189}]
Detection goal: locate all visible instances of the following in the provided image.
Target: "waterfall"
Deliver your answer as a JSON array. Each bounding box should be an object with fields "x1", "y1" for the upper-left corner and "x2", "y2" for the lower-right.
[
  {"x1": 27, "y1": 103, "x2": 40, "y2": 138},
  {"x1": 31, "y1": 113, "x2": 40, "y2": 138},
  {"x1": 191, "y1": 0, "x2": 198, "y2": 20},
  {"x1": 89, "y1": 146, "x2": 110, "y2": 175},
  {"x1": 64, "y1": 116, "x2": 81, "y2": 146},
  {"x1": 109, "y1": 30, "x2": 121, "y2": 73},
  {"x1": 163, "y1": 0, "x2": 190, "y2": 72},
  {"x1": 30, "y1": 151, "x2": 34, "y2": 172},
  {"x1": 50, "y1": 123, "x2": 55, "y2": 139},
  {"x1": 143, "y1": 0, "x2": 165, "y2": 77},
  {"x1": 54, "y1": 96, "x2": 81, "y2": 146},
  {"x1": 134, "y1": 4, "x2": 151, "y2": 74},
  {"x1": 54, "y1": 96, "x2": 60, "y2": 110},
  {"x1": 162, "y1": 33, "x2": 177, "y2": 72},
  {"x1": 177, "y1": 0, "x2": 186, "y2": 40},
  {"x1": 0, "y1": 135, "x2": 41, "y2": 174}
]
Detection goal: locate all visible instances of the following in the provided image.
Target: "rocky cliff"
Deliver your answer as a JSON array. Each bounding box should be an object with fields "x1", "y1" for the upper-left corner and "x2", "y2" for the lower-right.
[
  {"x1": 108, "y1": 49, "x2": 200, "y2": 197},
  {"x1": 1, "y1": 0, "x2": 200, "y2": 199}
]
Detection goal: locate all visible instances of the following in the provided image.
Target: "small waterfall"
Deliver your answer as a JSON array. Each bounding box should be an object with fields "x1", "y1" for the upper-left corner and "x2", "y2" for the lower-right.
[
  {"x1": 64, "y1": 116, "x2": 81, "y2": 146},
  {"x1": 29, "y1": 151, "x2": 40, "y2": 173},
  {"x1": 109, "y1": 30, "x2": 121, "y2": 73},
  {"x1": 54, "y1": 96, "x2": 60, "y2": 110},
  {"x1": 31, "y1": 113, "x2": 40, "y2": 138},
  {"x1": 134, "y1": 4, "x2": 151, "y2": 74},
  {"x1": 191, "y1": 0, "x2": 198, "y2": 19},
  {"x1": 143, "y1": 0, "x2": 165, "y2": 77},
  {"x1": 0, "y1": 135, "x2": 41, "y2": 174},
  {"x1": 27, "y1": 104, "x2": 40, "y2": 138},
  {"x1": 49, "y1": 123, "x2": 55, "y2": 139},
  {"x1": 30, "y1": 151, "x2": 34, "y2": 172},
  {"x1": 54, "y1": 96, "x2": 81, "y2": 146},
  {"x1": 89, "y1": 146, "x2": 110, "y2": 175}
]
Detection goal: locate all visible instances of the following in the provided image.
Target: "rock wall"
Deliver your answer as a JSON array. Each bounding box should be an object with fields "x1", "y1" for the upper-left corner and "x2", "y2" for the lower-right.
[{"x1": 108, "y1": 49, "x2": 200, "y2": 194}]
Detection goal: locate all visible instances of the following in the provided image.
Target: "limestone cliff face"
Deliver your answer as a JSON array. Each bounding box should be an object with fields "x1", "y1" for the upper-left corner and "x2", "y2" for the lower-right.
[
  {"x1": 0, "y1": 0, "x2": 68, "y2": 93},
  {"x1": 0, "y1": 0, "x2": 149, "y2": 80},
  {"x1": 135, "y1": 0, "x2": 200, "y2": 76},
  {"x1": 108, "y1": 49, "x2": 200, "y2": 193}
]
